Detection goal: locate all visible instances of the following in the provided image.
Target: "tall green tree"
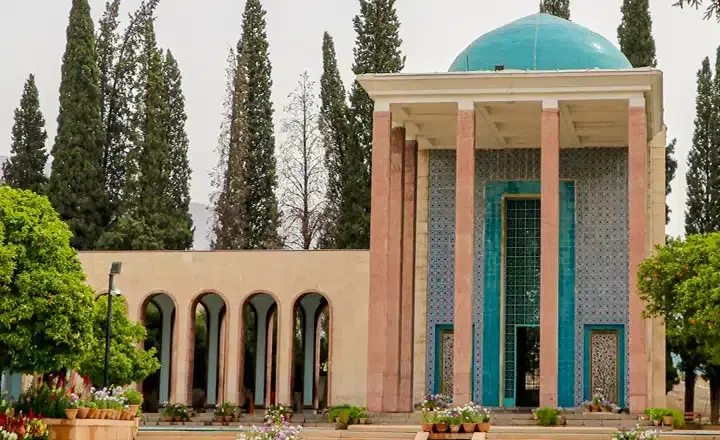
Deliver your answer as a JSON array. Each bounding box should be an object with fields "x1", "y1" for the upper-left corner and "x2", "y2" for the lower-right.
[
  {"x1": 685, "y1": 56, "x2": 720, "y2": 235},
  {"x1": 666, "y1": 139, "x2": 678, "y2": 224},
  {"x1": 0, "y1": 186, "x2": 95, "y2": 374},
  {"x1": 211, "y1": 0, "x2": 281, "y2": 249},
  {"x1": 97, "y1": 19, "x2": 192, "y2": 250},
  {"x1": 674, "y1": 0, "x2": 720, "y2": 20},
  {"x1": 162, "y1": 50, "x2": 194, "y2": 250},
  {"x1": 48, "y1": 0, "x2": 107, "y2": 250},
  {"x1": 539, "y1": 0, "x2": 571, "y2": 19},
  {"x1": 318, "y1": 32, "x2": 352, "y2": 249},
  {"x1": 347, "y1": 0, "x2": 405, "y2": 249},
  {"x1": 210, "y1": 45, "x2": 250, "y2": 250},
  {"x1": 617, "y1": 0, "x2": 657, "y2": 68},
  {"x1": 2, "y1": 74, "x2": 48, "y2": 194},
  {"x1": 79, "y1": 296, "x2": 160, "y2": 386},
  {"x1": 96, "y1": 0, "x2": 160, "y2": 225}
]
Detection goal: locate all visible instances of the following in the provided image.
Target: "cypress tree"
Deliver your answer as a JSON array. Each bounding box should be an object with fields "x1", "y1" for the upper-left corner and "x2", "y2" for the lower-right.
[
  {"x1": 539, "y1": 0, "x2": 570, "y2": 19},
  {"x1": 347, "y1": 0, "x2": 405, "y2": 249},
  {"x1": 617, "y1": 0, "x2": 657, "y2": 68},
  {"x1": 685, "y1": 56, "x2": 720, "y2": 235},
  {"x1": 2, "y1": 74, "x2": 48, "y2": 193},
  {"x1": 210, "y1": 45, "x2": 250, "y2": 250},
  {"x1": 162, "y1": 50, "x2": 194, "y2": 250},
  {"x1": 223, "y1": 0, "x2": 281, "y2": 249},
  {"x1": 48, "y1": 0, "x2": 107, "y2": 250},
  {"x1": 666, "y1": 139, "x2": 678, "y2": 224},
  {"x1": 318, "y1": 32, "x2": 352, "y2": 249}
]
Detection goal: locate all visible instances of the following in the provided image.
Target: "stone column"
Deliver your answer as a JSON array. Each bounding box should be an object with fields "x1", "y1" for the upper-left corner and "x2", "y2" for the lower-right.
[
  {"x1": 302, "y1": 296, "x2": 322, "y2": 407},
  {"x1": 203, "y1": 295, "x2": 225, "y2": 406},
  {"x1": 154, "y1": 295, "x2": 175, "y2": 403},
  {"x1": 265, "y1": 312, "x2": 275, "y2": 407},
  {"x1": 628, "y1": 97, "x2": 649, "y2": 413},
  {"x1": 382, "y1": 124, "x2": 406, "y2": 412},
  {"x1": 453, "y1": 102, "x2": 475, "y2": 406},
  {"x1": 399, "y1": 136, "x2": 418, "y2": 412},
  {"x1": 539, "y1": 99, "x2": 560, "y2": 408},
  {"x1": 252, "y1": 296, "x2": 274, "y2": 406},
  {"x1": 224, "y1": 303, "x2": 242, "y2": 406},
  {"x1": 367, "y1": 108, "x2": 392, "y2": 413},
  {"x1": 172, "y1": 302, "x2": 191, "y2": 404}
]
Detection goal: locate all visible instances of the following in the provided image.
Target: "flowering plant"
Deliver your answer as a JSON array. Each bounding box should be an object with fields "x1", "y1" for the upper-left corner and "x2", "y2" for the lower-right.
[
  {"x1": 416, "y1": 394, "x2": 451, "y2": 412},
  {"x1": 456, "y1": 403, "x2": 490, "y2": 423},
  {"x1": 237, "y1": 420, "x2": 302, "y2": 440},
  {"x1": 14, "y1": 378, "x2": 70, "y2": 419},
  {"x1": 0, "y1": 412, "x2": 48, "y2": 440},
  {"x1": 612, "y1": 425, "x2": 658, "y2": 440},
  {"x1": 264, "y1": 405, "x2": 292, "y2": 425}
]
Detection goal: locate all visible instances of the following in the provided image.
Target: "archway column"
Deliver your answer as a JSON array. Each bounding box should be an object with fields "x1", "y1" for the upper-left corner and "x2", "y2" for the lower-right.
[
  {"x1": 301, "y1": 296, "x2": 323, "y2": 407},
  {"x1": 203, "y1": 295, "x2": 225, "y2": 406},
  {"x1": 251, "y1": 296, "x2": 275, "y2": 406},
  {"x1": 224, "y1": 304, "x2": 242, "y2": 406},
  {"x1": 172, "y1": 303, "x2": 191, "y2": 404}
]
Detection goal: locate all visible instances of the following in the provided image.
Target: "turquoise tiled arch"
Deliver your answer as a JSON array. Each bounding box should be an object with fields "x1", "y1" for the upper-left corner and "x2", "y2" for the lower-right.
[{"x1": 481, "y1": 181, "x2": 576, "y2": 407}]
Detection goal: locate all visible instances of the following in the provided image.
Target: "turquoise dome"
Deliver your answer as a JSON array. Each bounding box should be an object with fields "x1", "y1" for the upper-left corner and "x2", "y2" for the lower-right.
[{"x1": 449, "y1": 13, "x2": 632, "y2": 72}]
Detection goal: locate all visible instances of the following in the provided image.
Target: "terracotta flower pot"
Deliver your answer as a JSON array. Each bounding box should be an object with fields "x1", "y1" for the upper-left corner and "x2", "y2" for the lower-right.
[
  {"x1": 653, "y1": 419, "x2": 661, "y2": 426},
  {"x1": 450, "y1": 425, "x2": 461, "y2": 433},
  {"x1": 462, "y1": 423, "x2": 476, "y2": 433},
  {"x1": 128, "y1": 405, "x2": 140, "y2": 415},
  {"x1": 215, "y1": 415, "x2": 224, "y2": 422},
  {"x1": 434, "y1": 423, "x2": 448, "y2": 433},
  {"x1": 65, "y1": 409, "x2": 79, "y2": 420},
  {"x1": 174, "y1": 416, "x2": 183, "y2": 422},
  {"x1": 107, "y1": 409, "x2": 115, "y2": 419},
  {"x1": 662, "y1": 416, "x2": 674, "y2": 427},
  {"x1": 98, "y1": 410, "x2": 107, "y2": 419},
  {"x1": 224, "y1": 415, "x2": 233, "y2": 422},
  {"x1": 478, "y1": 422, "x2": 491, "y2": 433},
  {"x1": 77, "y1": 408, "x2": 89, "y2": 419},
  {"x1": 421, "y1": 423, "x2": 433, "y2": 433},
  {"x1": 87, "y1": 409, "x2": 97, "y2": 419}
]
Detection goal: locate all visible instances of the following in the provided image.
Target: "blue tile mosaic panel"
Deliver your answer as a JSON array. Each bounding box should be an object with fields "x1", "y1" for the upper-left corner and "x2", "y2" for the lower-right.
[{"x1": 426, "y1": 148, "x2": 629, "y2": 407}]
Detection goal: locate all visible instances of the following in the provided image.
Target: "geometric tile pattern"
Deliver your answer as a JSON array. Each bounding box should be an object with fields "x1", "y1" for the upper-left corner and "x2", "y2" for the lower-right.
[
  {"x1": 426, "y1": 148, "x2": 629, "y2": 406},
  {"x1": 590, "y1": 330, "x2": 620, "y2": 405},
  {"x1": 503, "y1": 198, "x2": 541, "y2": 401},
  {"x1": 440, "y1": 329, "x2": 455, "y2": 396}
]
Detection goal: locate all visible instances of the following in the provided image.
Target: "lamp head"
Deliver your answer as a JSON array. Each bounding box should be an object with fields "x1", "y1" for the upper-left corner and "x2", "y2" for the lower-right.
[{"x1": 110, "y1": 261, "x2": 122, "y2": 275}]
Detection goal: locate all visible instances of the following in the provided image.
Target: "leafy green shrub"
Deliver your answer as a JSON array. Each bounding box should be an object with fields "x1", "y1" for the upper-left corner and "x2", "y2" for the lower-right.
[
  {"x1": 534, "y1": 407, "x2": 561, "y2": 426},
  {"x1": 122, "y1": 389, "x2": 143, "y2": 405},
  {"x1": 669, "y1": 408, "x2": 685, "y2": 428},
  {"x1": 326, "y1": 405, "x2": 368, "y2": 424},
  {"x1": 644, "y1": 408, "x2": 665, "y2": 421}
]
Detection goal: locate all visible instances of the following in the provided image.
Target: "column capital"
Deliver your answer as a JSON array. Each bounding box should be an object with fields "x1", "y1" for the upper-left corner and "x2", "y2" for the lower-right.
[
  {"x1": 629, "y1": 94, "x2": 646, "y2": 108},
  {"x1": 457, "y1": 100, "x2": 475, "y2": 111},
  {"x1": 542, "y1": 99, "x2": 559, "y2": 110}
]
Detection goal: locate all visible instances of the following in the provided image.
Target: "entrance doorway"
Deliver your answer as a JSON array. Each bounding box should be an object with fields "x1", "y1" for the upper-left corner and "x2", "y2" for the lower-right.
[{"x1": 515, "y1": 326, "x2": 540, "y2": 407}]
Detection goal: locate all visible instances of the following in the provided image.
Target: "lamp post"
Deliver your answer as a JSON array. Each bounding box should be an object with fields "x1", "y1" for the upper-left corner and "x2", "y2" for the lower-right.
[{"x1": 104, "y1": 261, "x2": 122, "y2": 388}]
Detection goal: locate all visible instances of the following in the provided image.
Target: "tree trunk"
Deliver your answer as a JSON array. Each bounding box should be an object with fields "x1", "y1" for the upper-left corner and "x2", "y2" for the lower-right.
[
  {"x1": 685, "y1": 365, "x2": 696, "y2": 413},
  {"x1": 711, "y1": 374, "x2": 720, "y2": 424}
]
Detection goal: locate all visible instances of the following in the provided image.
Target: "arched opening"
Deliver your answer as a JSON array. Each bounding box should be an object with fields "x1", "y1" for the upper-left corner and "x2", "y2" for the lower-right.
[
  {"x1": 188, "y1": 292, "x2": 227, "y2": 410},
  {"x1": 242, "y1": 293, "x2": 278, "y2": 409},
  {"x1": 139, "y1": 292, "x2": 176, "y2": 412},
  {"x1": 291, "y1": 292, "x2": 330, "y2": 411}
]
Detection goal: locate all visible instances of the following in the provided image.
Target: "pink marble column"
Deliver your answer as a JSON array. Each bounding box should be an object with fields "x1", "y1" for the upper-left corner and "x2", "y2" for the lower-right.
[
  {"x1": 628, "y1": 103, "x2": 648, "y2": 413},
  {"x1": 383, "y1": 126, "x2": 406, "y2": 412},
  {"x1": 367, "y1": 111, "x2": 392, "y2": 413},
  {"x1": 539, "y1": 102, "x2": 559, "y2": 408},
  {"x1": 399, "y1": 138, "x2": 418, "y2": 412},
  {"x1": 454, "y1": 105, "x2": 475, "y2": 406}
]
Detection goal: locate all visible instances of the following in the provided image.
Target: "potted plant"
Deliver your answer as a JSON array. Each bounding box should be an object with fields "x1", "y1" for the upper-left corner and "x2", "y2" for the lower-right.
[
  {"x1": 122, "y1": 389, "x2": 143, "y2": 416},
  {"x1": 534, "y1": 407, "x2": 562, "y2": 427},
  {"x1": 163, "y1": 402, "x2": 176, "y2": 422},
  {"x1": 175, "y1": 404, "x2": 190, "y2": 422},
  {"x1": 434, "y1": 410, "x2": 451, "y2": 433},
  {"x1": 232, "y1": 406, "x2": 242, "y2": 422},
  {"x1": 265, "y1": 405, "x2": 293, "y2": 425},
  {"x1": 476, "y1": 407, "x2": 492, "y2": 432},
  {"x1": 335, "y1": 410, "x2": 352, "y2": 430},
  {"x1": 421, "y1": 410, "x2": 435, "y2": 433},
  {"x1": 221, "y1": 402, "x2": 235, "y2": 422},
  {"x1": 612, "y1": 424, "x2": 659, "y2": 440},
  {"x1": 77, "y1": 397, "x2": 89, "y2": 420},
  {"x1": 591, "y1": 392, "x2": 605, "y2": 412},
  {"x1": 214, "y1": 404, "x2": 226, "y2": 422},
  {"x1": 459, "y1": 403, "x2": 478, "y2": 433},
  {"x1": 87, "y1": 401, "x2": 98, "y2": 419},
  {"x1": 645, "y1": 408, "x2": 663, "y2": 426},
  {"x1": 65, "y1": 394, "x2": 80, "y2": 420},
  {"x1": 661, "y1": 409, "x2": 674, "y2": 427}
]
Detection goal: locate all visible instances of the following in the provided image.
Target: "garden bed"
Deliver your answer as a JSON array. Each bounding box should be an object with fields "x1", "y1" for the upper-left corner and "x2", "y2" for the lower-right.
[{"x1": 46, "y1": 417, "x2": 139, "y2": 440}]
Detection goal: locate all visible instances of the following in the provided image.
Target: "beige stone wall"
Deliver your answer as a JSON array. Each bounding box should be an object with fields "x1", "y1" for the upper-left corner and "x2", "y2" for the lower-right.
[{"x1": 78, "y1": 250, "x2": 370, "y2": 406}]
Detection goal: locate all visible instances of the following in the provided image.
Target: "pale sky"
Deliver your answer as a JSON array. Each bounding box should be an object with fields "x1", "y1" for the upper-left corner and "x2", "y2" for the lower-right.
[{"x1": 2, "y1": 0, "x2": 719, "y2": 239}]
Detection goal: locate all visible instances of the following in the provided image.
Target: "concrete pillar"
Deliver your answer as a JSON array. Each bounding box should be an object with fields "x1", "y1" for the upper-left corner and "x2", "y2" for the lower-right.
[
  {"x1": 367, "y1": 109, "x2": 392, "y2": 412},
  {"x1": 154, "y1": 295, "x2": 176, "y2": 403},
  {"x1": 172, "y1": 301, "x2": 191, "y2": 404},
  {"x1": 399, "y1": 137, "x2": 418, "y2": 412},
  {"x1": 382, "y1": 124, "x2": 406, "y2": 412},
  {"x1": 628, "y1": 97, "x2": 649, "y2": 413},
  {"x1": 224, "y1": 303, "x2": 242, "y2": 405},
  {"x1": 453, "y1": 102, "x2": 475, "y2": 406},
  {"x1": 202, "y1": 295, "x2": 225, "y2": 406},
  {"x1": 540, "y1": 99, "x2": 560, "y2": 408},
  {"x1": 251, "y1": 295, "x2": 275, "y2": 406},
  {"x1": 301, "y1": 296, "x2": 322, "y2": 407},
  {"x1": 265, "y1": 312, "x2": 275, "y2": 407}
]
